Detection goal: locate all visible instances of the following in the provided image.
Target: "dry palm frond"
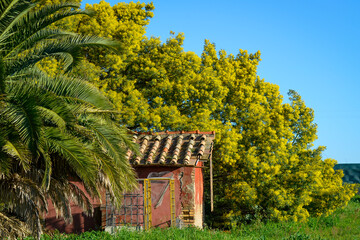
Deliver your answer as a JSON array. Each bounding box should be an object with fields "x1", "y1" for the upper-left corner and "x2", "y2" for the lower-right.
[
  {"x1": 0, "y1": 211, "x2": 31, "y2": 240},
  {"x1": 0, "y1": 173, "x2": 46, "y2": 239}
]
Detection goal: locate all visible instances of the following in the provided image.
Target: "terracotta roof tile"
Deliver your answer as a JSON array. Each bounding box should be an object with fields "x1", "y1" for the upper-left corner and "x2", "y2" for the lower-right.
[{"x1": 127, "y1": 131, "x2": 215, "y2": 166}]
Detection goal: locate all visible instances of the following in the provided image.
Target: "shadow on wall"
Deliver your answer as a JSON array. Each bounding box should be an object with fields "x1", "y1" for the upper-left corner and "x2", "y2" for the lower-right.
[{"x1": 45, "y1": 205, "x2": 102, "y2": 233}]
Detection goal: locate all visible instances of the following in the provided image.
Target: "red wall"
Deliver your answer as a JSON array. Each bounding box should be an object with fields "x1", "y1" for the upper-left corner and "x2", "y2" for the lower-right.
[
  {"x1": 44, "y1": 166, "x2": 203, "y2": 232},
  {"x1": 44, "y1": 182, "x2": 103, "y2": 233}
]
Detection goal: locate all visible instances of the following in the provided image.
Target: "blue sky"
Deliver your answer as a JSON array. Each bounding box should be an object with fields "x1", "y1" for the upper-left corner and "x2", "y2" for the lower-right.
[{"x1": 82, "y1": 0, "x2": 360, "y2": 163}]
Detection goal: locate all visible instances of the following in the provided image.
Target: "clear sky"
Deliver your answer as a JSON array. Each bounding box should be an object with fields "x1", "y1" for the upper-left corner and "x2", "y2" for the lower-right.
[{"x1": 82, "y1": 0, "x2": 360, "y2": 164}]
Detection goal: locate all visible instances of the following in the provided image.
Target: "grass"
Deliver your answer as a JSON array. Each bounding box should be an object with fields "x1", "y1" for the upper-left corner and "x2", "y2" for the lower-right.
[
  {"x1": 232, "y1": 196, "x2": 360, "y2": 240},
  {"x1": 25, "y1": 197, "x2": 360, "y2": 240},
  {"x1": 27, "y1": 228, "x2": 238, "y2": 240}
]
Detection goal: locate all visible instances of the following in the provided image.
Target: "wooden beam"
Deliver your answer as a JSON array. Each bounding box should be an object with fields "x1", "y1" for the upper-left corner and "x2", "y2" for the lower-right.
[{"x1": 210, "y1": 143, "x2": 214, "y2": 212}]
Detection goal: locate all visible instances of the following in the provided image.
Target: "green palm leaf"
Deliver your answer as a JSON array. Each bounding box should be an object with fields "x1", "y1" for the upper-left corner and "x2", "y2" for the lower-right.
[
  {"x1": 3, "y1": 99, "x2": 41, "y2": 153},
  {"x1": 7, "y1": 34, "x2": 121, "y2": 74},
  {"x1": 2, "y1": 140, "x2": 31, "y2": 171},
  {"x1": 43, "y1": 127, "x2": 100, "y2": 197}
]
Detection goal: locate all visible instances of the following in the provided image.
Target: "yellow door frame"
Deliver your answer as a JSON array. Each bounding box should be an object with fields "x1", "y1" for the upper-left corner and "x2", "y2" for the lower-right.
[{"x1": 142, "y1": 178, "x2": 176, "y2": 230}]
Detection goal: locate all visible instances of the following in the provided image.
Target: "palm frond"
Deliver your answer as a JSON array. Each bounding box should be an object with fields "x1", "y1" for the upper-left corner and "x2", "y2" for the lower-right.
[
  {"x1": 0, "y1": 211, "x2": 31, "y2": 240},
  {"x1": 0, "y1": 173, "x2": 46, "y2": 239},
  {"x1": 5, "y1": 28, "x2": 76, "y2": 59},
  {"x1": 39, "y1": 147, "x2": 51, "y2": 190},
  {"x1": 34, "y1": 72, "x2": 114, "y2": 110},
  {"x1": 26, "y1": 169, "x2": 73, "y2": 223},
  {"x1": 0, "y1": 0, "x2": 33, "y2": 44},
  {"x1": 2, "y1": 1, "x2": 84, "y2": 57},
  {"x1": 93, "y1": 150, "x2": 137, "y2": 208},
  {"x1": 43, "y1": 127, "x2": 100, "y2": 197},
  {"x1": 8, "y1": 75, "x2": 78, "y2": 125},
  {"x1": 2, "y1": 140, "x2": 31, "y2": 171},
  {"x1": 6, "y1": 34, "x2": 121, "y2": 74},
  {"x1": 37, "y1": 106, "x2": 67, "y2": 130},
  {"x1": 87, "y1": 116, "x2": 139, "y2": 160},
  {"x1": 0, "y1": 154, "x2": 11, "y2": 175},
  {"x1": 0, "y1": 133, "x2": 12, "y2": 175},
  {"x1": 68, "y1": 181, "x2": 93, "y2": 216},
  {"x1": 2, "y1": 99, "x2": 41, "y2": 154}
]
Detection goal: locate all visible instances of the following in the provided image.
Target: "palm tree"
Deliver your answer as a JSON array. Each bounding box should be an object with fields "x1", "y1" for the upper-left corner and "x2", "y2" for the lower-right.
[{"x1": 0, "y1": 1, "x2": 138, "y2": 239}]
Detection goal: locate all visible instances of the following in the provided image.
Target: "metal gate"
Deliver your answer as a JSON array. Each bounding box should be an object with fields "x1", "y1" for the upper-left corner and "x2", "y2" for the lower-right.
[
  {"x1": 105, "y1": 180, "x2": 145, "y2": 230},
  {"x1": 105, "y1": 178, "x2": 175, "y2": 230}
]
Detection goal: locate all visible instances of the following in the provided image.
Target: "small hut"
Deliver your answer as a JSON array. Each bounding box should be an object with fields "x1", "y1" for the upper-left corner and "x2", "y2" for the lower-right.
[{"x1": 45, "y1": 131, "x2": 215, "y2": 232}]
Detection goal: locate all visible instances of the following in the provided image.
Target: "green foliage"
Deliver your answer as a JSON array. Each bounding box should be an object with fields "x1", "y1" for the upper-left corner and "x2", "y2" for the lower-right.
[
  {"x1": 25, "y1": 227, "x2": 242, "y2": 240},
  {"x1": 23, "y1": 198, "x2": 360, "y2": 239},
  {"x1": 39, "y1": 0, "x2": 357, "y2": 228}
]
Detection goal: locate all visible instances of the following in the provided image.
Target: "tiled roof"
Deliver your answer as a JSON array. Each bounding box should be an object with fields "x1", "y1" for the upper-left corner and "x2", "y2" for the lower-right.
[{"x1": 126, "y1": 131, "x2": 215, "y2": 166}]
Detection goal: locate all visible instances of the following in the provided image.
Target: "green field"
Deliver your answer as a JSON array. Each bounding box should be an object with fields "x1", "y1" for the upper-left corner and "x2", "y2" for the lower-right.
[{"x1": 26, "y1": 197, "x2": 360, "y2": 240}]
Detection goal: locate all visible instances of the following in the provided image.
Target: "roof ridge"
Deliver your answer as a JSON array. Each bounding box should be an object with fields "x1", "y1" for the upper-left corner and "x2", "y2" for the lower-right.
[{"x1": 131, "y1": 130, "x2": 215, "y2": 135}]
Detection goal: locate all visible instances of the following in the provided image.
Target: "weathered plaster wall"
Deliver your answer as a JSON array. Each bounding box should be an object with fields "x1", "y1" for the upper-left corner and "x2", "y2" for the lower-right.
[
  {"x1": 44, "y1": 181, "x2": 103, "y2": 233},
  {"x1": 45, "y1": 165, "x2": 204, "y2": 232}
]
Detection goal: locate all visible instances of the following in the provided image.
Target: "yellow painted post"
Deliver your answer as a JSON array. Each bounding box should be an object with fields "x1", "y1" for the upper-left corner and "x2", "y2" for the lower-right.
[
  {"x1": 144, "y1": 179, "x2": 152, "y2": 230},
  {"x1": 143, "y1": 180, "x2": 148, "y2": 230},
  {"x1": 147, "y1": 180, "x2": 152, "y2": 229},
  {"x1": 170, "y1": 179, "x2": 176, "y2": 227}
]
